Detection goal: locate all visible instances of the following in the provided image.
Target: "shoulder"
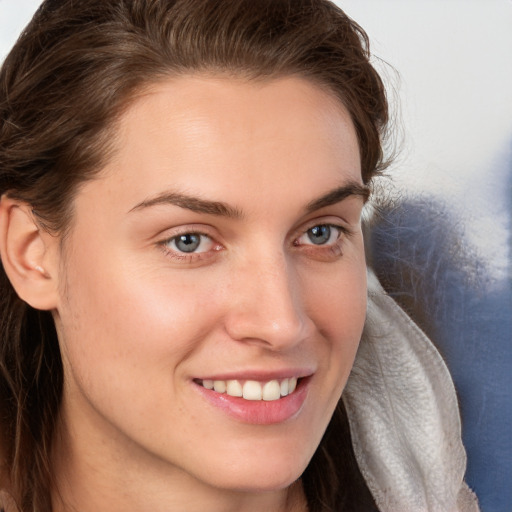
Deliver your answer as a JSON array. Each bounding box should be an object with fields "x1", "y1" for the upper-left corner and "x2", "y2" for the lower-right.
[
  {"x1": 0, "y1": 490, "x2": 19, "y2": 512},
  {"x1": 0, "y1": 441, "x2": 15, "y2": 512},
  {"x1": 0, "y1": 449, "x2": 18, "y2": 512}
]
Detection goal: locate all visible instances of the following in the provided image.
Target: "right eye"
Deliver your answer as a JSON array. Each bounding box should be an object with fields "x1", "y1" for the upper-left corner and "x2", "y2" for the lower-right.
[
  {"x1": 164, "y1": 232, "x2": 215, "y2": 254},
  {"x1": 295, "y1": 224, "x2": 344, "y2": 247}
]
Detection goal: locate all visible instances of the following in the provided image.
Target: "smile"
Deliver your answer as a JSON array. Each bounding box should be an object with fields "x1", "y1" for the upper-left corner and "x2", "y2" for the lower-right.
[
  {"x1": 198, "y1": 377, "x2": 298, "y2": 401},
  {"x1": 193, "y1": 373, "x2": 311, "y2": 424}
]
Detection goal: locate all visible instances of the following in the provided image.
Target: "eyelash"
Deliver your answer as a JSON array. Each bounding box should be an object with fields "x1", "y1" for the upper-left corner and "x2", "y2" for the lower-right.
[
  {"x1": 159, "y1": 231, "x2": 221, "y2": 262},
  {"x1": 158, "y1": 223, "x2": 352, "y2": 263}
]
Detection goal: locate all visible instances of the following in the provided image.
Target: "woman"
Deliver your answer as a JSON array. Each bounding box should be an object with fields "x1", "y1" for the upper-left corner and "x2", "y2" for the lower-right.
[{"x1": 0, "y1": 1, "x2": 478, "y2": 511}]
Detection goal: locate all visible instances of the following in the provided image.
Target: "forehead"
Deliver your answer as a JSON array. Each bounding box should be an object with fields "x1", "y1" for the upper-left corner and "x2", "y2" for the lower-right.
[{"x1": 79, "y1": 74, "x2": 362, "y2": 216}]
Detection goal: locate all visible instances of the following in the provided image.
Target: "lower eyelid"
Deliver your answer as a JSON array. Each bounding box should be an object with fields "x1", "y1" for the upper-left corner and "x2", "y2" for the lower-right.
[
  {"x1": 158, "y1": 233, "x2": 223, "y2": 263},
  {"x1": 159, "y1": 243, "x2": 218, "y2": 262}
]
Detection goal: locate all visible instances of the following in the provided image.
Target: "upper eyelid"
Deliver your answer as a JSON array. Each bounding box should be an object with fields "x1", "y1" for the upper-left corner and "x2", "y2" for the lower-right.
[
  {"x1": 294, "y1": 218, "x2": 354, "y2": 239},
  {"x1": 155, "y1": 224, "x2": 219, "y2": 241}
]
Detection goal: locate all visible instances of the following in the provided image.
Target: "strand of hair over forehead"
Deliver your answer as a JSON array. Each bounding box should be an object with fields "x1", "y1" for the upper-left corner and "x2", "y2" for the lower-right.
[
  {"x1": 33, "y1": 0, "x2": 371, "y2": 74},
  {"x1": 156, "y1": 0, "x2": 369, "y2": 75}
]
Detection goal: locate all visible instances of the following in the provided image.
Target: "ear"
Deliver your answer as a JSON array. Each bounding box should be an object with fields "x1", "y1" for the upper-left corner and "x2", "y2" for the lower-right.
[{"x1": 0, "y1": 195, "x2": 60, "y2": 310}]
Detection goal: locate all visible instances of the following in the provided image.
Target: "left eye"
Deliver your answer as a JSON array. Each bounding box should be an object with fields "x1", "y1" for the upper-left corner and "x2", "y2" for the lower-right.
[
  {"x1": 297, "y1": 225, "x2": 341, "y2": 246},
  {"x1": 165, "y1": 233, "x2": 214, "y2": 253}
]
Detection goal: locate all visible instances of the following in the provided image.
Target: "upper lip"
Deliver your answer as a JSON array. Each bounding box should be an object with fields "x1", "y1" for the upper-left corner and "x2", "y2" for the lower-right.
[{"x1": 195, "y1": 368, "x2": 315, "y2": 382}]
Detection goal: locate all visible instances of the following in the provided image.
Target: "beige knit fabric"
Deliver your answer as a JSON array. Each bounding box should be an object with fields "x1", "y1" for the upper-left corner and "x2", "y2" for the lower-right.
[{"x1": 344, "y1": 269, "x2": 479, "y2": 512}]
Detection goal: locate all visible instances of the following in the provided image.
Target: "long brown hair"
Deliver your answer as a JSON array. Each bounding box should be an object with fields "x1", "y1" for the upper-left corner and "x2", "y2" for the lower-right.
[{"x1": 0, "y1": 1, "x2": 388, "y2": 510}]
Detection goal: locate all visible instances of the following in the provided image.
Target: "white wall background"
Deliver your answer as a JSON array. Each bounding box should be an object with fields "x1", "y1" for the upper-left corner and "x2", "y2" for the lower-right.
[
  {"x1": 0, "y1": 0, "x2": 42, "y2": 59},
  {"x1": 339, "y1": 0, "x2": 512, "y2": 282}
]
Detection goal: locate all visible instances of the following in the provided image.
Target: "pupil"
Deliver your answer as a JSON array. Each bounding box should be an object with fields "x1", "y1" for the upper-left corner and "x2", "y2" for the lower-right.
[
  {"x1": 308, "y1": 225, "x2": 331, "y2": 245},
  {"x1": 176, "y1": 234, "x2": 200, "y2": 253}
]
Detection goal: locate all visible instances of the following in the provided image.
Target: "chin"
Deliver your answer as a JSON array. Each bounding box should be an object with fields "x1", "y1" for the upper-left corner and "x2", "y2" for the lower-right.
[
  {"x1": 198, "y1": 444, "x2": 313, "y2": 493},
  {"x1": 216, "y1": 468, "x2": 304, "y2": 494}
]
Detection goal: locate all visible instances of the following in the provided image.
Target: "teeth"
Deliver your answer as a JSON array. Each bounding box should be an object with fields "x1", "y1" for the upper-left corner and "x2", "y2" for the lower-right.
[
  {"x1": 262, "y1": 380, "x2": 281, "y2": 401},
  {"x1": 226, "y1": 380, "x2": 243, "y2": 397},
  {"x1": 243, "y1": 380, "x2": 262, "y2": 400},
  {"x1": 213, "y1": 380, "x2": 226, "y2": 393},
  {"x1": 200, "y1": 377, "x2": 300, "y2": 401}
]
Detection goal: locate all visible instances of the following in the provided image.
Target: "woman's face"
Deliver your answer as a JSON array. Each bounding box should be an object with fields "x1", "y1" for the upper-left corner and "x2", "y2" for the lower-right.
[{"x1": 53, "y1": 75, "x2": 367, "y2": 494}]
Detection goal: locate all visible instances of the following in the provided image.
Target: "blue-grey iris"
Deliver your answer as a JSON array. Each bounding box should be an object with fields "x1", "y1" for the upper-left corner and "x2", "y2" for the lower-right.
[
  {"x1": 175, "y1": 234, "x2": 201, "y2": 253},
  {"x1": 307, "y1": 225, "x2": 331, "y2": 245}
]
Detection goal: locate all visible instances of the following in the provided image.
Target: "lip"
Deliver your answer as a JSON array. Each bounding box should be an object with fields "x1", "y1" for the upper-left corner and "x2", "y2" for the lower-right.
[
  {"x1": 193, "y1": 375, "x2": 312, "y2": 425},
  {"x1": 195, "y1": 368, "x2": 314, "y2": 382}
]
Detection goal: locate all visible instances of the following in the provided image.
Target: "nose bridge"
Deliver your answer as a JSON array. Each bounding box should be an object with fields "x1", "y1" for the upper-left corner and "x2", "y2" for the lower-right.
[{"x1": 225, "y1": 249, "x2": 308, "y2": 348}]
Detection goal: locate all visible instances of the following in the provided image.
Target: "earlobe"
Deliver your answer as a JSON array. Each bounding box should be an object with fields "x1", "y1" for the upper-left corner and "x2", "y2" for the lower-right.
[{"x1": 0, "y1": 195, "x2": 59, "y2": 310}]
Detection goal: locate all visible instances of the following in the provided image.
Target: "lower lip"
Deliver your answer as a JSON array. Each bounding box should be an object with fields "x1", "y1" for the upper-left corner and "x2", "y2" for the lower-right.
[{"x1": 194, "y1": 378, "x2": 310, "y2": 425}]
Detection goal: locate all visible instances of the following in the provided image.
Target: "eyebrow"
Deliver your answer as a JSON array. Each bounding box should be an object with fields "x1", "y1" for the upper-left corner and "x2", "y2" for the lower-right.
[
  {"x1": 129, "y1": 192, "x2": 243, "y2": 218},
  {"x1": 305, "y1": 182, "x2": 370, "y2": 213},
  {"x1": 129, "y1": 181, "x2": 369, "y2": 218}
]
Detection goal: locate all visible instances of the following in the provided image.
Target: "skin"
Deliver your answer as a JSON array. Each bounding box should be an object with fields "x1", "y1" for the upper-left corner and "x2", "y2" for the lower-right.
[{"x1": 6, "y1": 76, "x2": 368, "y2": 511}]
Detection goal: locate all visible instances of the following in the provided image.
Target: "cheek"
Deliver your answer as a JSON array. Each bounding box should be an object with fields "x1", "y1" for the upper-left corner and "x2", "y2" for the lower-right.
[
  {"x1": 55, "y1": 249, "x2": 221, "y2": 405},
  {"x1": 302, "y1": 254, "x2": 367, "y2": 383},
  {"x1": 307, "y1": 252, "x2": 366, "y2": 333}
]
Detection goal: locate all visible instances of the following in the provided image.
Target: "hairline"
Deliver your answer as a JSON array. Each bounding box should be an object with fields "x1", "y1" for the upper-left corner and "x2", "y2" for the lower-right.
[{"x1": 56, "y1": 69, "x2": 361, "y2": 240}]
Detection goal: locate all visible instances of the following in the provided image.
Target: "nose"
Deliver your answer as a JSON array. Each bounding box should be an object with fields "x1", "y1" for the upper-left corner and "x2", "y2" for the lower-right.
[{"x1": 223, "y1": 252, "x2": 313, "y2": 350}]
